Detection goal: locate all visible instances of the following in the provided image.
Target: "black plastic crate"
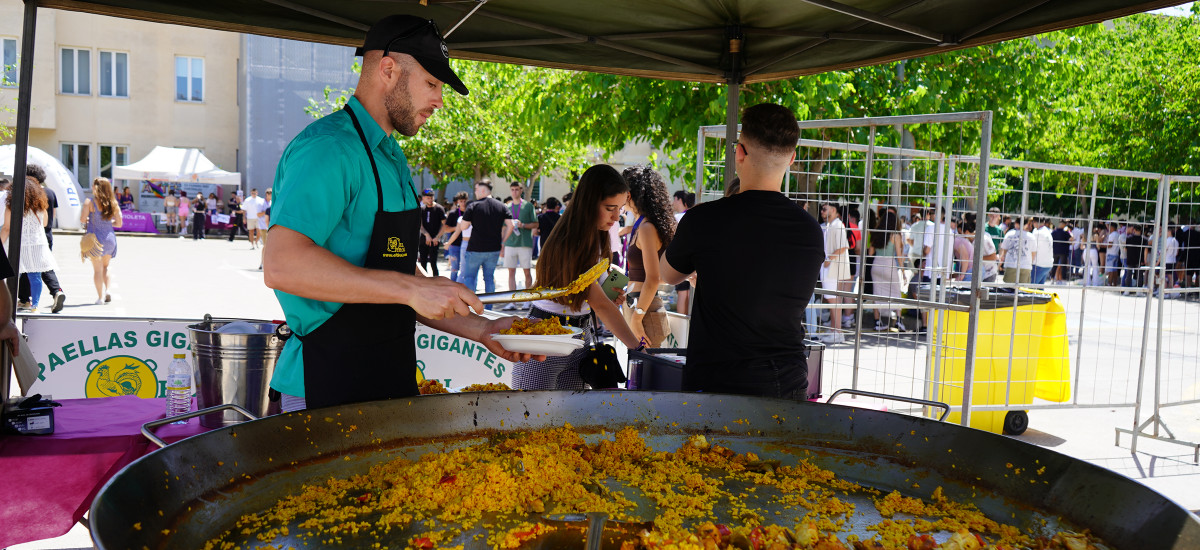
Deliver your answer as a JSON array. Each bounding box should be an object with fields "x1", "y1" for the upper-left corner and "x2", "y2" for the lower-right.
[{"x1": 627, "y1": 340, "x2": 824, "y2": 400}]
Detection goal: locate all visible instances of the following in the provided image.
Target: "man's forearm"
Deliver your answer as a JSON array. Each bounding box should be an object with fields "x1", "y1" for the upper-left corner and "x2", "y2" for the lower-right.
[{"x1": 264, "y1": 226, "x2": 422, "y2": 304}]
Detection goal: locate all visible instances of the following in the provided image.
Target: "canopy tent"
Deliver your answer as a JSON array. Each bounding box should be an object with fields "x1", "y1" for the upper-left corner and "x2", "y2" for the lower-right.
[
  {"x1": 1, "y1": 0, "x2": 1187, "y2": 402},
  {"x1": 0, "y1": 145, "x2": 85, "y2": 231},
  {"x1": 113, "y1": 146, "x2": 241, "y2": 186}
]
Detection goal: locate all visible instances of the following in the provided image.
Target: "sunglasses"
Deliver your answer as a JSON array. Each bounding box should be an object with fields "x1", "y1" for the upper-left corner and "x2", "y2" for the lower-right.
[{"x1": 383, "y1": 19, "x2": 440, "y2": 58}]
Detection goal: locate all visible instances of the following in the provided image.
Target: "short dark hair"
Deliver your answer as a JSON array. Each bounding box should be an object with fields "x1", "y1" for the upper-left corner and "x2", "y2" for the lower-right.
[
  {"x1": 510, "y1": 182, "x2": 522, "y2": 189},
  {"x1": 545, "y1": 196, "x2": 560, "y2": 209},
  {"x1": 453, "y1": 191, "x2": 468, "y2": 202},
  {"x1": 562, "y1": 191, "x2": 573, "y2": 203},
  {"x1": 739, "y1": 103, "x2": 798, "y2": 155},
  {"x1": 673, "y1": 190, "x2": 695, "y2": 208},
  {"x1": 476, "y1": 179, "x2": 492, "y2": 191},
  {"x1": 25, "y1": 164, "x2": 46, "y2": 184}
]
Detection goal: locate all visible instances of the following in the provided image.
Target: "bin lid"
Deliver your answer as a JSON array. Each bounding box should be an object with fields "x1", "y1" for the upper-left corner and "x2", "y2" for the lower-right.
[{"x1": 914, "y1": 284, "x2": 1053, "y2": 309}]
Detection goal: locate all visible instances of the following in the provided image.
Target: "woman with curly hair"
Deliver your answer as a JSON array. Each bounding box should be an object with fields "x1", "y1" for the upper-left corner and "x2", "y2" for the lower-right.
[
  {"x1": 2, "y1": 177, "x2": 58, "y2": 311},
  {"x1": 621, "y1": 165, "x2": 676, "y2": 347},
  {"x1": 80, "y1": 177, "x2": 123, "y2": 304},
  {"x1": 510, "y1": 164, "x2": 643, "y2": 390}
]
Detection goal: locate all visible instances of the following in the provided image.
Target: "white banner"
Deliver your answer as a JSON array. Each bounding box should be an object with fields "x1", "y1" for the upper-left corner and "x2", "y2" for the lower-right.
[
  {"x1": 20, "y1": 317, "x2": 512, "y2": 399},
  {"x1": 22, "y1": 318, "x2": 194, "y2": 399}
]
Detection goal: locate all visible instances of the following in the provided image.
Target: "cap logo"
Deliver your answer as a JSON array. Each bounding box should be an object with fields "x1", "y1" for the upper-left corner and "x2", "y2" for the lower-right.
[{"x1": 440, "y1": 41, "x2": 449, "y2": 58}]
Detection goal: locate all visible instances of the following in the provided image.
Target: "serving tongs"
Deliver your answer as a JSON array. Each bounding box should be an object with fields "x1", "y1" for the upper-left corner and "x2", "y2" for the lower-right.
[{"x1": 476, "y1": 259, "x2": 610, "y2": 305}]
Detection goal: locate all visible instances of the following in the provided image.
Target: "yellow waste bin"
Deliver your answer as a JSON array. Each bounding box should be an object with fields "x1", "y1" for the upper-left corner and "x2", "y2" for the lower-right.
[{"x1": 925, "y1": 287, "x2": 1071, "y2": 434}]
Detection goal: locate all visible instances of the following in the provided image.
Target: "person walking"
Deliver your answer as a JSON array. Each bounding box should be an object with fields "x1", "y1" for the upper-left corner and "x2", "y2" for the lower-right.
[
  {"x1": 458, "y1": 179, "x2": 510, "y2": 303},
  {"x1": 227, "y1": 193, "x2": 246, "y2": 242},
  {"x1": 1001, "y1": 218, "x2": 1035, "y2": 284},
  {"x1": 510, "y1": 164, "x2": 643, "y2": 390},
  {"x1": 869, "y1": 209, "x2": 906, "y2": 331},
  {"x1": 191, "y1": 192, "x2": 207, "y2": 240},
  {"x1": 242, "y1": 188, "x2": 267, "y2": 249},
  {"x1": 443, "y1": 191, "x2": 468, "y2": 282},
  {"x1": 418, "y1": 188, "x2": 446, "y2": 276},
  {"x1": 500, "y1": 182, "x2": 537, "y2": 309},
  {"x1": 21, "y1": 164, "x2": 67, "y2": 313},
  {"x1": 1032, "y1": 217, "x2": 1055, "y2": 285},
  {"x1": 2, "y1": 177, "x2": 59, "y2": 312},
  {"x1": 80, "y1": 177, "x2": 123, "y2": 304},
  {"x1": 164, "y1": 189, "x2": 180, "y2": 234},
  {"x1": 177, "y1": 190, "x2": 191, "y2": 237},
  {"x1": 820, "y1": 201, "x2": 851, "y2": 343}
]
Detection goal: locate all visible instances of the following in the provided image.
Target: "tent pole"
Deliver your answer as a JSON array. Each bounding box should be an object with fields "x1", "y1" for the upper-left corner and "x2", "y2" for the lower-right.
[
  {"x1": 722, "y1": 26, "x2": 744, "y2": 195},
  {"x1": 3, "y1": 0, "x2": 38, "y2": 407},
  {"x1": 723, "y1": 78, "x2": 739, "y2": 193}
]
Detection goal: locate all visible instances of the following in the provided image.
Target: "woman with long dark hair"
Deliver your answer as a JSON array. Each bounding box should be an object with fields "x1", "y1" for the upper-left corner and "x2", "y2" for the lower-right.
[
  {"x1": 511, "y1": 165, "x2": 642, "y2": 390},
  {"x1": 622, "y1": 165, "x2": 675, "y2": 347},
  {"x1": 869, "y1": 208, "x2": 906, "y2": 331},
  {"x1": 80, "y1": 177, "x2": 123, "y2": 304},
  {"x1": 2, "y1": 177, "x2": 58, "y2": 311}
]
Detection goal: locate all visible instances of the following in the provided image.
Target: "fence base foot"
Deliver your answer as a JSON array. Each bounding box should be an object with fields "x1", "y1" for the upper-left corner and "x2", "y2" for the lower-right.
[{"x1": 1115, "y1": 415, "x2": 1200, "y2": 463}]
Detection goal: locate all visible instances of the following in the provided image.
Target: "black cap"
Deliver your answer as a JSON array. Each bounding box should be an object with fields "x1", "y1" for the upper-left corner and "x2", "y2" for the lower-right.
[
  {"x1": 422, "y1": 188, "x2": 435, "y2": 196},
  {"x1": 355, "y1": 15, "x2": 468, "y2": 96}
]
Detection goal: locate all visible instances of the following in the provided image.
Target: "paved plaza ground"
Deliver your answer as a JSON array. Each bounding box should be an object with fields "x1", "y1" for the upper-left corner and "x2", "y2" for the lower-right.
[{"x1": 7, "y1": 230, "x2": 1199, "y2": 549}]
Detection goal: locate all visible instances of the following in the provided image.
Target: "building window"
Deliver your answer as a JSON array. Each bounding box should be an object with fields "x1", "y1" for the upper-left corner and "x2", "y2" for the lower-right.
[
  {"x1": 99, "y1": 145, "x2": 128, "y2": 179},
  {"x1": 99, "y1": 51, "x2": 128, "y2": 98},
  {"x1": 61, "y1": 143, "x2": 92, "y2": 187},
  {"x1": 60, "y1": 47, "x2": 91, "y2": 95},
  {"x1": 2, "y1": 37, "x2": 17, "y2": 88},
  {"x1": 175, "y1": 56, "x2": 203, "y2": 102}
]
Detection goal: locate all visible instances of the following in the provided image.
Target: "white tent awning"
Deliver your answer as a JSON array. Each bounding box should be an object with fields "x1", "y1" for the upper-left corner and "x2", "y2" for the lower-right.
[{"x1": 113, "y1": 146, "x2": 241, "y2": 186}]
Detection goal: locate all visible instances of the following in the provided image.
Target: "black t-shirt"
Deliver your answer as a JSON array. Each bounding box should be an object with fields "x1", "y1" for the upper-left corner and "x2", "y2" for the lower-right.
[
  {"x1": 664, "y1": 190, "x2": 824, "y2": 391},
  {"x1": 445, "y1": 208, "x2": 464, "y2": 246},
  {"x1": 537, "y1": 210, "x2": 561, "y2": 246},
  {"x1": 228, "y1": 197, "x2": 242, "y2": 217},
  {"x1": 1051, "y1": 228, "x2": 1071, "y2": 256},
  {"x1": 421, "y1": 203, "x2": 446, "y2": 239},
  {"x1": 0, "y1": 245, "x2": 12, "y2": 280},
  {"x1": 462, "y1": 197, "x2": 511, "y2": 252},
  {"x1": 44, "y1": 186, "x2": 58, "y2": 229},
  {"x1": 1125, "y1": 234, "x2": 1145, "y2": 268}
]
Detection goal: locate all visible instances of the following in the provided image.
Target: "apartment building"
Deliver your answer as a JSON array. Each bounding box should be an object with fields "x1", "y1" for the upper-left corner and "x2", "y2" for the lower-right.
[{"x1": 0, "y1": 6, "x2": 240, "y2": 191}]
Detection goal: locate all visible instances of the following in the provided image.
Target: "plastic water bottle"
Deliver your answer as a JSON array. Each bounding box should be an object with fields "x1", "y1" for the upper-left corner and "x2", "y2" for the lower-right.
[{"x1": 166, "y1": 353, "x2": 192, "y2": 424}]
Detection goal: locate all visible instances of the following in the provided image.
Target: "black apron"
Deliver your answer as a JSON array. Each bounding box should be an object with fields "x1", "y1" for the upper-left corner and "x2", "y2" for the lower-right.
[{"x1": 300, "y1": 106, "x2": 422, "y2": 409}]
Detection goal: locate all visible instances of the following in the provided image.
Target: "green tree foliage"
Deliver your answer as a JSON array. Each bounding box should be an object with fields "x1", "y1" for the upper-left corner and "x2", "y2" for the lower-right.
[
  {"x1": 310, "y1": 12, "x2": 1199, "y2": 212},
  {"x1": 306, "y1": 59, "x2": 589, "y2": 199}
]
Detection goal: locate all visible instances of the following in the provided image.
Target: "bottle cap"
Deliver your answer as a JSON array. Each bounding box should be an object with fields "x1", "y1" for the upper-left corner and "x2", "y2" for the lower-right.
[{"x1": 174, "y1": 353, "x2": 186, "y2": 359}]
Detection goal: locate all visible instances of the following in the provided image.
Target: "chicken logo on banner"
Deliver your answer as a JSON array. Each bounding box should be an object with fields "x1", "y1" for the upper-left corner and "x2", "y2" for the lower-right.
[{"x1": 84, "y1": 355, "x2": 160, "y2": 398}]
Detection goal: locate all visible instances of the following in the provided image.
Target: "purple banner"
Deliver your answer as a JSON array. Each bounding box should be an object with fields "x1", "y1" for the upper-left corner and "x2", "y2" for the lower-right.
[{"x1": 115, "y1": 209, "x2": 159, "y2": 234}]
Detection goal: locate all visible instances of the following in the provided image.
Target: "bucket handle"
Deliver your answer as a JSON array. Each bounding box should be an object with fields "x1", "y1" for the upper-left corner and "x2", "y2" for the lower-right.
[
  {"x1": 827, "y1": 389, "x2": 950, "y2": 422},
  {"x1": 141, "y1": 404, "x2": 258, "y2": 448}
]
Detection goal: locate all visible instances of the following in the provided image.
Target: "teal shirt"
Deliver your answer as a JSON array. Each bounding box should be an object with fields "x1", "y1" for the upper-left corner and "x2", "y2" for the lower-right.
[
  {"x1": 268, "y1": 97, "x2": 420, "y2": 398},
  {"x1": 504, "y1": 200, "x2": 537, "y2": 248}
]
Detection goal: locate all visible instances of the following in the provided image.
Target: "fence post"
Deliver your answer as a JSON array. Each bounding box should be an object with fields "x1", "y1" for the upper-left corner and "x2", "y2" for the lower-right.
[
  {"x1": 960, "y1": 113, "x2": 992, "y2": 428},
  {"x1": 851, "y1": 126, "x2": 877, "y2": 390},
  {"x1": 1074, "y1": 173, "x2": 1100, "y2": 405}
]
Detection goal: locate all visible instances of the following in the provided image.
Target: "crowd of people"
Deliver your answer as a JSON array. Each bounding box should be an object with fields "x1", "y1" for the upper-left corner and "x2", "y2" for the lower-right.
[{"x1": 808, "y1": 203, "x2": 1200, "y2": 342}]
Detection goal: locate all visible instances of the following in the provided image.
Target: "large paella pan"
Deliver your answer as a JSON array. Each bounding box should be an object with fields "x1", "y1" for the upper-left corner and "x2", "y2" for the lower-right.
[{"x1": 91, "y1": 391, "x2": 1200, "y2": 549}]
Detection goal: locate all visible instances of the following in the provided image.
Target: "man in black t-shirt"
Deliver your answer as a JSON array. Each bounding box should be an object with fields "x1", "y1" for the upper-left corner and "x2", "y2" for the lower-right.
[
  {"x1": 537, "y1": 196, "x2": 562, "y2": 250},
  {"x1": 1123, "y1": 225, "x2": 1146, "y2": 288},
  {"x1": 1051, "y1": 220, "x2": 1071, "y2": 283},
  {"x1": 458, "y1": 180, "x2": 511, "y2": 304},
  {"x1": 661, "y1": 103, "x2": 823, "y2": 399},
  {"x1": 227, "y1": 194, "x2": 246, "y2": 241},
  {"x1": 444, "y1": 191, "x2": 468, "y2": 282},
  {"x1": 418, "y1": 189, "x2": 447, "y2": 277}
]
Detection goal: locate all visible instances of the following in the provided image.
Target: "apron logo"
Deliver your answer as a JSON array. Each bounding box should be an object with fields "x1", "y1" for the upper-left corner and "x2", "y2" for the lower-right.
[
  {"x1": 84, "y1": 355, "x2": 160, "y2": 398},
  {"x1": 388, "y1": 235, "x2": 408, "y2": 254}
]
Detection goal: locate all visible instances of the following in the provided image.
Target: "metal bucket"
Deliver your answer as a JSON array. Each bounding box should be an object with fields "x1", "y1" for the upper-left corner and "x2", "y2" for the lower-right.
[{"x1": 186, "y1": 317, "x2": 285, "y2": 428}]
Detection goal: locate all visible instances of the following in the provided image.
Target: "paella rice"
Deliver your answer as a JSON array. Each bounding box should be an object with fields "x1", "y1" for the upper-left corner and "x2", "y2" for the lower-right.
[
  {"x1": 500, "y1": 317, "x2": 573, "y2": 336},
  {"x1": 200, "y1": 426, "x2": 1110, "y2": 550}
]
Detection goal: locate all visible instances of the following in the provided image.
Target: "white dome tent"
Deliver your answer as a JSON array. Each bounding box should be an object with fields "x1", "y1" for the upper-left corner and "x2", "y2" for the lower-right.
[{"x1": 0, "y1": 145, "x2": 85, "y2": 230}]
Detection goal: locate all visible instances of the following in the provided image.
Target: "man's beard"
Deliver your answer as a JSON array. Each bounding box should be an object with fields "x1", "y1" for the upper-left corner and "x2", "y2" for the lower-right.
[{"x1": 385, "y1": 75, "x2": 422, "y2": 136}]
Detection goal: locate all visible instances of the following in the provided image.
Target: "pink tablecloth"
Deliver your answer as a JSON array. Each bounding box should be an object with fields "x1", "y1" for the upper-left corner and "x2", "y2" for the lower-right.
[{"x1": 0, "y1": 396, "x2": 209, "y2": 548}]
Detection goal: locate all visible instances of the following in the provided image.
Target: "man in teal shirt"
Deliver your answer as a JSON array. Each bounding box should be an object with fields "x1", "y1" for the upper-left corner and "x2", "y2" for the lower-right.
[
  {"x1": 501, "y1": 182, "x2": 539, "y2": 310},
  {"x1": 264, "y1": 15, "x2": 537, "y2": 411}
]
